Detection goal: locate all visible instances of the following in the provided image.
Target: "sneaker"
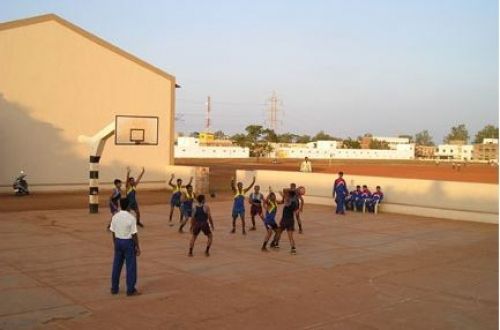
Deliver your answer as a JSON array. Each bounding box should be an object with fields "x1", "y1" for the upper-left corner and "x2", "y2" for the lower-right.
[
  {"x1": 230, "y1": 228, "x2": 236, "y2": 234},
  {"x1": 261, "y1": 247, "x2": 269, "y2": 252},
  {"x1": 299, "y1": 228, "x2": 303, "y2": 234},
  {"x1": 291, "y1": 247, "x2": 297, "y2": 255},
  {"x1": 126, "y1": 290, "x2": 141, "y2": 297},
  {"x1": 242, "y1": 230, "x2": 247, "y2": 235},
  {"x1": 188, "y1": 251, "x2": 193, "y2": 257},
  {"x1": 137, "y1": 222, "x2": 144, "y2": 228},
  {"x1": 110, "y1": 289, "x2": 119, "y2": 295},
  {"x1": 250, "y1": 226, "x2": 256, "y2": 231},
  {"x1": 205, "y1": 251, "x2": 210, "y2": 257},
  {"x1": 178, "y1": 228, "x2": 184, "y2": 233}
]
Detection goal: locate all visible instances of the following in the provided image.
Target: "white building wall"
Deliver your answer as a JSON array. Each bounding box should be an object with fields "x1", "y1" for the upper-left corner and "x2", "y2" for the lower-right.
[
  {"x1": 436, "y1": 144, "x2": 474, "y2": 160},
  {"x1": 275, "y1": 143, "x2": 414, "y2": 160},
  {"x1": 174, "y1": 137, "x2": 249, "y2": 158},
  {"x1": 483, "y1": 138, "x2": 499, "y2": 144}
]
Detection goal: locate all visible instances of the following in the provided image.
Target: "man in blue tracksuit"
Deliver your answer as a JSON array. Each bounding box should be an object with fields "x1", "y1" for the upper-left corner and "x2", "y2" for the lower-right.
[{"x1": 332, "y1": 172, "x2": 348, "y2": 215}]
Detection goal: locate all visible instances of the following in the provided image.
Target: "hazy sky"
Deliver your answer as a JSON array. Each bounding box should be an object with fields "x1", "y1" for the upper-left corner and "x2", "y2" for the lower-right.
[{"x1": 1, "y1": 0, "x2": 498, "y2": 142}]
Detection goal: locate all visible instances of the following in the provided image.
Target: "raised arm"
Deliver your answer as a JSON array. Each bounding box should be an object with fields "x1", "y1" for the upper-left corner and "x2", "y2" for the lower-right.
[
  {"x1": 230, "y1": 177, "x2": 237, "y2": 193},
  {"x1": 168, "y1": 174, "x2": 176, "y2": 188},
  {"x1": 126, "y1": 167, "x2": 131, "y2": 189},
  {"x1": 182, "y1": 176, "x2": 193, "y2": 188},
  {"x1": 244, "y1": 176, "x2": 256, "y2": 193},
  {"x1": 135, "y1": 167, "x2": 145, "y2": 186}
]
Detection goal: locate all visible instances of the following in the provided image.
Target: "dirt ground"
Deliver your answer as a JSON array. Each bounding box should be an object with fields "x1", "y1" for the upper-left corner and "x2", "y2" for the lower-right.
[
  {"x1": 1, "y1": 158, "x2": 497, "y2": 213},
  {"x1": 0, "y1": 203, "x2": 497, "y2": 329}
]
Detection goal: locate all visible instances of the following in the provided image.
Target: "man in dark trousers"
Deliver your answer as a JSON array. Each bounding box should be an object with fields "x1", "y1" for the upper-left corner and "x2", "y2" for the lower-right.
[
  {"x1": 333, "y1": 172, "x2": 348, "y2": 215},
  {"x1": 109, "y1": 198, "x2": 141, "y2": 296}
]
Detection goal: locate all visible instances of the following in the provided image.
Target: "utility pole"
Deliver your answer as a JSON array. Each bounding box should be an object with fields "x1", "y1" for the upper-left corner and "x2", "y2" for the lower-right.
[
  {"x1": 205, "y1": 96, "x2": 211, "y2": 132},
  {"x1": 267, "y1": 91, "x2": 281, "y2": 132}
]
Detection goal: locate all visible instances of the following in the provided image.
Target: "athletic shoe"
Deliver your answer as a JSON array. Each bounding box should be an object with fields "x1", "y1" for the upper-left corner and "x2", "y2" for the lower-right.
[
  {"x1": 291, "y1": 247, "x2": 297, "y2": 255},
  {"x1": 126, "y1": 290, "x2": 141, "y2": 297},
  {"x1": 188, "y1": 252, "x2": 193, "y2": 257},
  {"x1": 242, "y1": 230, "x2": 247, "y2": 235},
  {"x1": 299, "y1": 229, "x2": 303, "y2": 234},
  {"x1": 261, "y1": 247, "x2": 269, "y2": 252},
  {"x1": 250, "y1": 226, "x2": 256, "y2": 231},
  {"x1": 230, "y1": 228, "x2": 236, "y2": 234},
  {"x1": 137, "y1": 222, "x2": 144, "y2": 228},
  {"x1": 110, "y1": 289, "x2": 119, "y2": 295},
  {"x1": 205, "y1": 251, "x2": 210, "y2": 257}
]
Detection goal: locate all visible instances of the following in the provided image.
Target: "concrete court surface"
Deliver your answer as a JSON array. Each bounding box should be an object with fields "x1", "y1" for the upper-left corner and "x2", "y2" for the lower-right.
[{"x1": 0, "y1": 202, "x2": 497, "y2": 329}]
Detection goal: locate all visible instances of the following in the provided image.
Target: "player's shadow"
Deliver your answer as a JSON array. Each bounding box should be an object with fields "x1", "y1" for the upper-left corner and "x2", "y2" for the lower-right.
[{"x1": 0, "y1": 94, "x2": 166, "y2": 200}]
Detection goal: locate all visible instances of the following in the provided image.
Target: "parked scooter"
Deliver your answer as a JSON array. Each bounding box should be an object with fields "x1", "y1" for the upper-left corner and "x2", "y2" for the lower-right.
[{"x1": 13, "y1": 171, "x2": 29, "y2": 196}]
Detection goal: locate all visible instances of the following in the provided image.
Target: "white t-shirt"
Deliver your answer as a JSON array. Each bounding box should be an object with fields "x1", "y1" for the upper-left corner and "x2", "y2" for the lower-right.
[
  {"x1": 110, "y1": 211, "x2": 138, "y2": 239},
  {"x1": 300, "y1": 161, "x2": 312, "y2": 172}
]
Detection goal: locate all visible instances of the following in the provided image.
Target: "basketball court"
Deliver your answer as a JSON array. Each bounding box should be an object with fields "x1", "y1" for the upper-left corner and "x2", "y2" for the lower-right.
[{"x1": 0, "y1": 202, "x2": 497, "y2": 329}]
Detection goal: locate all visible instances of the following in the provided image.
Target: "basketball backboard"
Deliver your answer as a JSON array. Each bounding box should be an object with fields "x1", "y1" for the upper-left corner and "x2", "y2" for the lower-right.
[{"x1": 115, "y1": 115, "x2": 159, "y2": 145}]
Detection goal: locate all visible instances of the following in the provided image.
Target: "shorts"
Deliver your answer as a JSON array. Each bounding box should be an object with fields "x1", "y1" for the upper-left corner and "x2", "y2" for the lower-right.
[
  {"x1": 232, "y1": 209, "x2": 245, "y2": 219},
  {"x1": 181, "y1": 205, "x2": 193, "y2": 218},
  {"x1": 264, "y1": 219, "x2": 278, "y2": 230},
  {"x1": 192, "y1": 221, "x2": 211, "y2": 236},
  {"x1": 280, "y1": 217, "x2": 295, "y2": 231},
  {"x1": 109, "y1": 202, "x2": 119, "y2": 214},
  {"x1": 250, "y1": 204, "x2": 263, "y2": 216},
  {"x1": 171, "y1": 195, "x2": 181, "y2": 207}
]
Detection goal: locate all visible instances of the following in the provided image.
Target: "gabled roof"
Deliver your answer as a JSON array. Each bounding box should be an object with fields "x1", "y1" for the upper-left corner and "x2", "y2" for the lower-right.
[{"x1": 0, "y1": 14, "x2": 176, "y2": 83}]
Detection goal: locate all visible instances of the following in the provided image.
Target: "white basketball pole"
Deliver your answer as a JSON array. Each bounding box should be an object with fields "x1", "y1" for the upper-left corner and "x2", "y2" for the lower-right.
[{"x1": 78, "y1": 122, "x2": 115, "y2": 213}]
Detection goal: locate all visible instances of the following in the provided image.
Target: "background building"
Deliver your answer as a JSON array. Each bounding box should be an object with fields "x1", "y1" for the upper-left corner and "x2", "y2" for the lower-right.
[
  {"x1": 473, "y1": 139, "x2": 499, "y2": 162},
  {"x1": 0, "y1": 14, "x2": 176, "y2": 191},
  {"x1": 175, "y1": 136, "x2": 250, "y2": 158},
  {"x1": 271, "y1": 140, "x2": 415, "y2": 160}
]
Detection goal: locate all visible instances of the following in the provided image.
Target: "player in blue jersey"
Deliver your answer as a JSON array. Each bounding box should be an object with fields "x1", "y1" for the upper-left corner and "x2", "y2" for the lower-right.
[
  {"x1": 126, "y1": 167, "x2": 145, "y2": 227},
  {"x1": 261, "y1": 190, "x2": 283, "y2": 251},
  {"x1": 168, "y1": 174, "x2": 193, "y2": 226},
  {"x1": 366, "y1": 186, "x2": 384, "y2": 213},
  {"x1": 230, "y1": 176, "x2": 256, "y2": 235},
  {"x1": 179, "y1": 184, "x2": 196, "y2": 233}
]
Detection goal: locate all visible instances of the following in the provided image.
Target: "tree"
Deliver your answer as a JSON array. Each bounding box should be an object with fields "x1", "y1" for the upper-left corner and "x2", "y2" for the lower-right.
[
  {"x1": 474, "y1": 125, "x2": 499, "y2": 143},
  {"x1": 414, "y1": 130, "x2": 434, "y2": 146},
  {"x1": 444, "y1": 124, "x2": 469, "y2": 143},
  {"x1": 296, "y1": 135, "x2": 311, "y2": 144},
  {"x1": 245, "y1": 125, "x2": 264, "y2": 143},
  {"x1": 262, "y1": 128, "x2": 278, "y2": 143},
  {"x1": 231, "y1": 133, "x2": 249, "y2": 148},
  {"x1": 398, "y1": 134, "x2": 414, "y2": 143},
  {"x1": 277, "y1": 133, "x2": 298, "y2": 143},
  {"x1": 312, "y1": 130, "x2": 339, "y2": 141},
  {"x1": 369, "y1": 139, "x2": 390, "y2": 150},
  {"x1": 343, "y1": 138, "x2": 361, "y2": 149},
  {"x1": 213, "y1": 130, "x2": 226, "y2": 139}
]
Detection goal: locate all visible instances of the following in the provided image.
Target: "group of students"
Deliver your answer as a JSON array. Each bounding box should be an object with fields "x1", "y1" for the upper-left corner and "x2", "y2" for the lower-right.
[
  {"x1": 166, "y1": 174, "x2": 306, "y2": 255},
  {"x1": 331, "y1": 172, "x2": 384, "y2": 214}
]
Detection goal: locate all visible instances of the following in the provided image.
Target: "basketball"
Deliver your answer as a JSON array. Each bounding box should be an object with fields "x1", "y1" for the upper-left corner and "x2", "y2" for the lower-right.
[{"x1": 298, "y1": 186, "x2": 306, "y2": 195}]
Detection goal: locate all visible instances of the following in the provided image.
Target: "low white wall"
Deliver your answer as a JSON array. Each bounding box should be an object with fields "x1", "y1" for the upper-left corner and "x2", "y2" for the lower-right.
[{"x1": 236, "y1": 170, "x2": 499, "y2": 224}]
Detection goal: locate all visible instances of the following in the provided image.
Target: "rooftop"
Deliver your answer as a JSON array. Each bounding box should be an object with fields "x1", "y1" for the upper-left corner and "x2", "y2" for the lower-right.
[{"x1": 0, "y1": 202, "x2": 497, "y2": 329}]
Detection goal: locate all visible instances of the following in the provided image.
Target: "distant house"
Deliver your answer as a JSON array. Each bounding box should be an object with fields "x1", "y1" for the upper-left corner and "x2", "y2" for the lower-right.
[{"x1": 0, "y1": 14, "x2": 176, "y2": 191}]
